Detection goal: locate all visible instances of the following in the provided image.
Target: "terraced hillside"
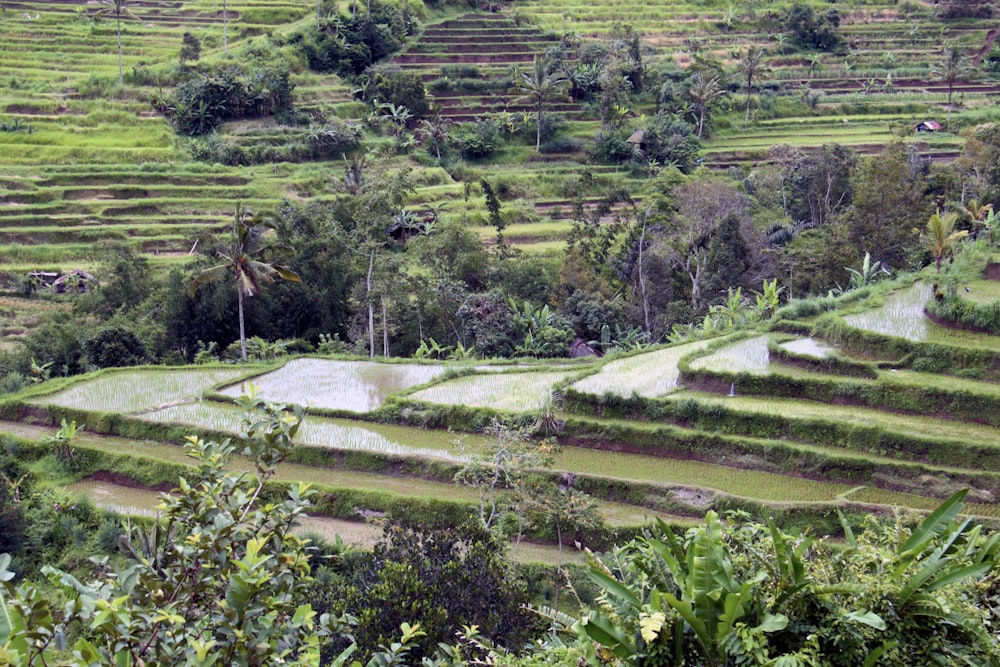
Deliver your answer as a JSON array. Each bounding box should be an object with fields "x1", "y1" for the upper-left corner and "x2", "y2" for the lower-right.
[
  {"x1": 394, "y1": 13, "x2": 590, "y2": 123},
  {"x1": 0, "y1": 0, "x2": 354, "y2": 278},
  {"x1": 4, "y1": 279, "x2": 1000, "y2": 552}
]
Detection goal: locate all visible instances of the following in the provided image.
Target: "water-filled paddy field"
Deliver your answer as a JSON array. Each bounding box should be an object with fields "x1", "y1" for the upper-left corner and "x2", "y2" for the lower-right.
[
  {"x1": 688, "y1": 336, "x2": 771, "y2": 374},
  {"x1": 407, "y1": 370, "x2": 577, "y2": 411},
  {"x1": 32, "y1": 368, "x2": 249, "y2": 413},
  {"x1": 570, "y1": 339, "x2": 713, "y2": 397},
  {"x1": 844, "y1": 283, "x2": 933, "y2": 341},
  {"x1": 217, "y1": 358, "x2": 448, "y2": 412}
]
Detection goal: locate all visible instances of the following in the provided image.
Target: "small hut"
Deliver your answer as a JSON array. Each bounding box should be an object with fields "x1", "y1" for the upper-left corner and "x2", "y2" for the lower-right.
[
  {"x1": 569, "y1": 338, "x2": 603, "y2": 358},
  {"x1": 915, "y1": 120, "x2": 943, "y2": 133},
  {"x1": 626, "y1": 129, "x2": 647, "y2": 155}
]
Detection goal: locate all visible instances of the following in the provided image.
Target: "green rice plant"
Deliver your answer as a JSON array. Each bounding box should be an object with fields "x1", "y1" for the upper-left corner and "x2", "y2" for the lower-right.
[
  {"x1": 65, "y1": 478, "x2": 162, "y2": 517},
  {"x1": 571, "y1": 339, "x2": 713, "y2": 398},
  {"x1": 31, "y1": 368, "x2": 247, "y2": 414},
  {"x1": 407, "y1": 370, "x2": 576, "y2": 412},
  {"x1": 557, "y1": 445, "x2": 853, "y2": 502},
  {"x1": 138, "y1": 401, "x2": 469, "y2": 460},
  {"x1": 688, "y1": 335, "x2": 770, "y2": 375},
  {"x1": 844, "y1": 282, "x2": 932, "y2": 341},
  {"x1": 776, "y1": 338, "x2": 834, "y2": 359},
  {"x1": 217, "y1": 358, "x2": 448, "y2": 413}
]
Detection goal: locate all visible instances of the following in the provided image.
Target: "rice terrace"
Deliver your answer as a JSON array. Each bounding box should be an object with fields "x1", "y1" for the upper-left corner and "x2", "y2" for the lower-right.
[{"x1": 6, "y1": 0, "x2": 1000, "y2": 661}]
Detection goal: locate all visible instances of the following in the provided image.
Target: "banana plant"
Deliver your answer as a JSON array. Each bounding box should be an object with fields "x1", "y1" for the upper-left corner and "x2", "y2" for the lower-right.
[
  {"x1": 577, "y1": 512, "x2": 889, "y2": 666},
  {"x1": 580, "y1": 513, "x2": 784, "y2": 666},
  {"x1": 887, "y1": 490, "x2": 1000, "y2": 652}
]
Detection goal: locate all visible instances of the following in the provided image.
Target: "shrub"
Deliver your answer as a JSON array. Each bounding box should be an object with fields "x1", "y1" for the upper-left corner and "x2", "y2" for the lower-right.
[
  {"x1": 589, "y1": 128, "x2": 635, "y2": 164},
  {"x1": 452, "y1": 118, "x2": 502, "y2": 160},
  {"x1": 83, "y1": 327, "x2": 149, "y2": 369},
  {"x1": 539, "y1": 136, "x2": 582, "y2": 154},
  {"x1": 160, "y1": 64, "x2": 295, "y2": 136}
]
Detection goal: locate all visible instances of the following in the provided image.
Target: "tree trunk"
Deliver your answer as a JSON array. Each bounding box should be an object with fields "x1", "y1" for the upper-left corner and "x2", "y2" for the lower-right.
[
  {"x1": 536, "y1": 101, "x2": 542, "y2": 152},
  {"x1": 697, "y1": 106, "x2": 705, "y2": 138},
  {"x1": 744, "y1": 71, "x2": 752, "y2": 125},
  {"x1": 238, "y1": 289, "x2": 247, "y2": 361},
  {"x1": 367, "y1": 248, "x2": 376, "y2": 358},
  {"x1": 638, "y1": 216, "x2": 651, "y2": 336},
  {"x1": 382, "y1": 298, "x2": 389, "y2": 357}
]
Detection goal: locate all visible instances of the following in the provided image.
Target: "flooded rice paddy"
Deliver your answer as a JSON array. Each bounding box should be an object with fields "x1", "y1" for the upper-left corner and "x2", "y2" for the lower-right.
[
  {"x1": 844, "y1": 283, "x2": 933, "y2": 341},
  {"x1": 32, "y1": 368, "x2": 248, "y2": 414},
  {"x1": 571, "y1": 339, "x2": 713, "y2": 397},
  {"x1": 407, "y1": 370, "x2": 576, "y2": 411},
  {"x1": 778, "y1": 338, "x2": 835, "y2": 359},
  {"x1": 689, "y1": 336, "x2": 771, "y2": 374},
  {"x1": 218, "y1": 358, "x2": 447, "y2": 412}
]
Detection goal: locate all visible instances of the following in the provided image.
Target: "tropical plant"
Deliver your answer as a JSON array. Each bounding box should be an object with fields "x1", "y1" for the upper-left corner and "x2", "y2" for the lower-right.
[
  {"x1": 687, "y1": 73, "x2": 726, "y2": 138},
  {"x1": 933, "y1": 45, "x2": 975, "y2": 113},
  {"x1": 189, "y1": 203, "x2": 301, "y2": 361},
  {"x1": 956, "y1": 198, "x2": 993, "y2": 239},
  {"x1": 925, "y1": 209, "x2": 968, "y2": 272},
  {"x1": 378, "y1": 101, "x2": 413, "y2": 139},
  {"x1": 333, "y1": 153, "x2": 370, "y2": 196},
  {"x1": 418, "y1": 115, "x2": 450, "y2": 160},
  {"x1": 738, "y1": 45, "x2": 769, "y2": 125},
  {"x1": 845, "y1": 251, "x2": 888, "y2": 289},
  {"x1": 571, "y1": 492, "x2": 1000, "y2": 666},
  {"x1": 709, "y1": 286, "x2": 750, "y2": 330},
  {"x1": 42, "y1": 419, "x2": 79, "y2": 468},
  {"x1": 512, "y1": 56, "x2": 570, "y2": 151},
  {"x1": 752, "y1": 278, "x2": 784, "y2": 320},
  {"x1": 94, "y1": 0, "x2": 139, "y2": 86}
]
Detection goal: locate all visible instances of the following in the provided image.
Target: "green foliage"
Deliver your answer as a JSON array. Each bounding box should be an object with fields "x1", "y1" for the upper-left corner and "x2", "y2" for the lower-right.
[
  {"x1": 293, "y1": 1, "x2": 415, "y2": 77},
  {"x1": 328, "y1": 519, "x2": 534, "y2": 663},
  {"x1": 157, "y1": 63, "x2": 295, "y2": 136},
  {"x1": 570, "y1": 494, "x2": 1000, "y2": 666},
  {"x1": 452, "y1": 118, "x2": 502, "y2": 160},
  {"x1": 179, "y1": 32, "x2": 201, "y2": 68},
  {"x1": 0, "y1": 392, "x2": 354, "y2": 667},
  {"x1": 360, "y1": 67, "x2": 429, "y2": 120},
  {"x1": 785, "y1": 3, "x2": 843, "y2": 52},
  {"x1": 639, "y1": 113, "x2": 700, "y2": 173},
  {"x1": 926, "y1": 293, "x2": 1000, "y2": 333},
  {"x1": 83, "y1": 326, "x2": 149, "y2": 369}
]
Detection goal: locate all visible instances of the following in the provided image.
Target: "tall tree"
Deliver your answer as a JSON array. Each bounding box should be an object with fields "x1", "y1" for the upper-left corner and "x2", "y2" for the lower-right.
[
  {"x1": 95, "y1": 0, "x2": 138, "y2": 86},
  {"x1": 934, "y1": 45, "x2": 974, "y2": 115},
  {"x1": 512, "y1": 56, "x2": 569, "y2": 151},
  {"x1": 330, "y1": 162, "x2": 414, "y2": 357},
  {"x1": 189, "y1": 203, "x2": 301, "y2": 361},
  {"x1": 738, "y1": 45, "x2": 769, "y2": 125},
  {"x1": 687, "y1": 73, "x2": 726, "y2": 138},
  {"x1": 842, "y1": 143, "x2": 929, "y2": 269}
]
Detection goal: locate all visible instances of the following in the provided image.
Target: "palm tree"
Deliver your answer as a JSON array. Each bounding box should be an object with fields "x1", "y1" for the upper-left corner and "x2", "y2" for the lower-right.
[
  {"x1": 933, "y1": 46, "x2": 974, "y2": 119},
  {"x1": 332, "y1": 153, "x2": 369, "y2": 195},
  {"x1": 738, "y1": 45, "x2": 769, "y2": 126},
  {"x1": 512, "y1": 56, "x2": 569, "y2": 152},
  {"x1": 687, "y1": 73, "x2": 726, "y2": 138},
  {"x1": 926, "y1": 209, "x2": 968, "y2": 273},
  {"x1": 957, "y1": 198, "x2": 993, "y2": 239},
  {"x1": 95, "y1": 0, "x2": 139, "y2": 86},
  {"x1": 418, "y1": 115, "x2": 450, "y2": 160},
  {"x1": 189, "y1": 204, "x2": 300, "y2": 361}
]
